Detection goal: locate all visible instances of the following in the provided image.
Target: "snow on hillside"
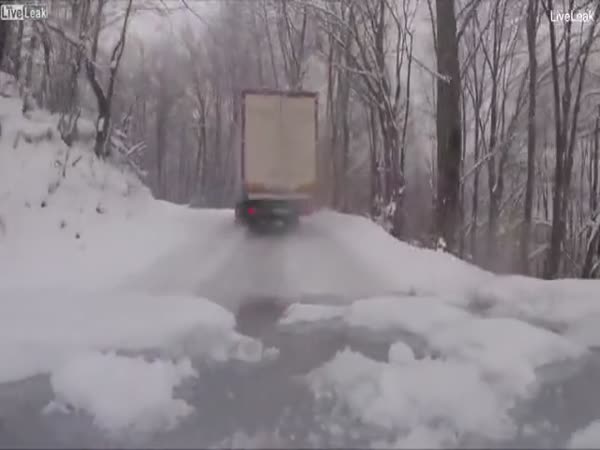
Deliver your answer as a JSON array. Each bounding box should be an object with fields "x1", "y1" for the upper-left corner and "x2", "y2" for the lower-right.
[
  {"x1": 0, "y1": 95, "x2": 192, "y2": 290},
  {"x1": 312, "y1": 212, "x2": 600, "y2": 344},
  {"x1": 311, "y1": 211, "x2": 496, "y2": 301},
  {"x1": 0, "y1": 94, "x2": 272, "y2": 434}
]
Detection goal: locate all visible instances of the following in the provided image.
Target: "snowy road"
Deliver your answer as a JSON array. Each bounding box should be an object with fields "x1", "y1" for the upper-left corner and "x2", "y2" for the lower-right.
[
  {"x1": 2, "y1": 299, "x2": 600, "y2": 448},
  {"x1": 3, "y1": 211, "x2": 600, "y2": 448}
]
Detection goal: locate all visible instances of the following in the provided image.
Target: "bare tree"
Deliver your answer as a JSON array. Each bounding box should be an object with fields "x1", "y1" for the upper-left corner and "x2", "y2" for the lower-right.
[
  {"x1": 12, "y1": 21, "x2": 23, "y2": 80},
  {"x1": 435, "y1": 0, "x2": 462, "y2": 250},
  {"x1": 85, "y1": 0, "x2": 134, "y2": 158},
  {"x1": 278, "y1": 0, "x2": 309, "y2": 89},
  {"x1": 542, "y1": 0, "x2": 600, "y2": 278},
  {"x1": 0, "y1": 15, "x2": 9, "y2": 69},
  {"x1": 520, "y1": 0, "x2": 540, "y2": 274}
]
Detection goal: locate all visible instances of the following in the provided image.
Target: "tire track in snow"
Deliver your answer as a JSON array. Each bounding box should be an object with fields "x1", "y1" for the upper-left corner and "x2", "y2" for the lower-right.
[
  {"x1": 121, "y1": 215, "x2": 246, "y2": 296},
  {"x1": 193, "y1": 216, "x2": 399, "y2": 314}
]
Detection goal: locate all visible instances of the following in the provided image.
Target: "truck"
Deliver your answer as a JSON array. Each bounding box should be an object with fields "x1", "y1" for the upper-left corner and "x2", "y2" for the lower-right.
[{"x1": 235, "y1": 89, "x2": 319, "y2": 231}]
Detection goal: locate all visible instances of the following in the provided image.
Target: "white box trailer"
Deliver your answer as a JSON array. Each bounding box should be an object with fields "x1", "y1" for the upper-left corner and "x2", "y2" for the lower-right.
[{"x1": 236, "y1": 89, "x2": 318, "y2": 230}]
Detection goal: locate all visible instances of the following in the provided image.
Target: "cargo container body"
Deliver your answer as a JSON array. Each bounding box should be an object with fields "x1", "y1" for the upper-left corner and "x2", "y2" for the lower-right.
[{"x1": 235, "y1": 89, "x2": 318, "y2": 231}]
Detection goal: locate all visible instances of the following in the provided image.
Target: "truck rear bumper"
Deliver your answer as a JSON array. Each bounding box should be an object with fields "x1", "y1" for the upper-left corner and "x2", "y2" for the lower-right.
[{"x1": 235, "y1": 198, "x2": 306, "y2": 230}]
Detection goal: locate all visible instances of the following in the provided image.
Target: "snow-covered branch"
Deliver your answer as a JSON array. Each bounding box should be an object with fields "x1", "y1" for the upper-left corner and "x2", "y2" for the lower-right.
[{"x1": 411, "y1": 55, "x2": 451, "y2": 83}]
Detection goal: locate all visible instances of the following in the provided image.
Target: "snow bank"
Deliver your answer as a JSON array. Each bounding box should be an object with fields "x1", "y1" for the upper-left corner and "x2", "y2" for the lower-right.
[
  {"x1": 473, "y1": 275, "x2": 600, "y2": 324},
  {"x1": 311, "y1": 211, "x2": 600, "y2": 336},
  {"x1": 568, "y1": 421, "x2": 600, "y2": 448},
  {"x1": 310, "y1": 211, "x2": 495, "y2": 301},
  {"x1": 0, "y1": 290, "x2": 274, "y2": 384},
  {"x1": 47, "y1": 352, "x2": 196, "y2": 436},
  {"x1": 0, "y1": 96, "x2": 205, "y2": 290},
  {"x1": 471, "y1": 275, "x2": 600, "y2": 348}
]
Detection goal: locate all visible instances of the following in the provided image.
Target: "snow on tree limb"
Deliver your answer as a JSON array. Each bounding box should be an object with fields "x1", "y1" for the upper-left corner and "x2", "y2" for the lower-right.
[{"x1": 411, "y1": 56, "x2": 451, "y2": 84}]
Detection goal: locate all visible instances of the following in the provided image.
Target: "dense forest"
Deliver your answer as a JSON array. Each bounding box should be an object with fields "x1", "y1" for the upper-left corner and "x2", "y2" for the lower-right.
[{"x1": 0, "y1": 0, "x2": 599, "y2": 280}]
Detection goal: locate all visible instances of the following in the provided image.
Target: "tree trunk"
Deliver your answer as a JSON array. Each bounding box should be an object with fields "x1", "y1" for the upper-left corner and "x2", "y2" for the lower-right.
[
  {"x1": 24, "y1": 34, "x2": 36, "y2": 90},
  {"x1": 66, "y1": 0, "x2": 84, "y2": 114},
  {"x1": 520, "y1": 0, "x2": 538, "y2": 274},
  {"x1": 94, "y1": 105, "x2": 110, "y2": 159},
  {"x1": 13, "y1": 21, "x2": 23, "y2": 80},
  {"x1": 543, "y1": 0, "x2": 566, "y2": 279},
  {"x1": 435, "y1": 0, "x2": 462, "y2": 250},
  {"x1": 592, "y1": 108, "x2": 599, "y2": 214},
  {"x1": 0, "y1": 18, "x2": 9, "y2": 70},
  {"x1": 194, "y1": 95, "x2": 207, "y2": 193},
  {"x1": 155, "y1": 92, "x2": 168, "y2": 197},
  {"x1": 326, "y1": 32, "x2": 339, "y2": 207},
  {"x1": 368, "y1": 106, "x2": 379, "y2": 218}
]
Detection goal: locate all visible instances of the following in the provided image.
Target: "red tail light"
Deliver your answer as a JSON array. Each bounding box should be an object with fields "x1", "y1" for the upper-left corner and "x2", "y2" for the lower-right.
[
  {"x1": 301, "y1": 202, "x2": 314, "y2": 215},
  {"x1": 247, "y1": 207, "x2": 257, "y2": 215}
]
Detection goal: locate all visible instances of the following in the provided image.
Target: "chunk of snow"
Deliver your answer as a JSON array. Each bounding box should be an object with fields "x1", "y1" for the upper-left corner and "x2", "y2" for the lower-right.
[
  {"x1": 344, "y1": 296, "x2": 471, "y2": 335},
  {"x1": 0, "y1": 291, "x2": 246, "y2": 383},
  {"x1": 48, "y1": 352, "x2": 196, "y2": 435},
  {"x1": 388, "y1": 341, "x2": 414, "y2": 364},
  {"x1": 427, "y1": 317, "x2": 585, "y2": 398},
  {"x1": 287, "y1": 294, "x2": 585, "y2": 406},
  {"x1": 42, "y1": 400, "x2": 72, "y2": 415},
  {"x1": 568, "y1": 421, "x2": 600, "y2": 448},
  {"x1": 213, "y1": 334, "x2": 279, "y2": 364},
  {"x1": 374, "y1": 426, "x2": 457, "y2": 448},
  {"x1": 308, "y1": 349, "x2": 516, "y2": 442},
  {"x1": 278, "y1": 296, "x2": 470, "y2": 337},
  {"x1": 279, "y1": 304, "x2": 345, "y2": 325},
  {"x1": 301, "y1": 293, "x2": 587, "y2": 445}
]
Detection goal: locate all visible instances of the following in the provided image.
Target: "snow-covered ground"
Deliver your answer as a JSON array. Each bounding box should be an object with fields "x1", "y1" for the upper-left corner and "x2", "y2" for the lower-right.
[
  {"x1": 281, "y1": 298, "x2": 586, "y2": 447},
  {"x1": 0, "y1": 95, "x2": 274, "y2": 437},
  {"x1": 2, "y1": 93, "x2": 600, "y2": 447}
]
